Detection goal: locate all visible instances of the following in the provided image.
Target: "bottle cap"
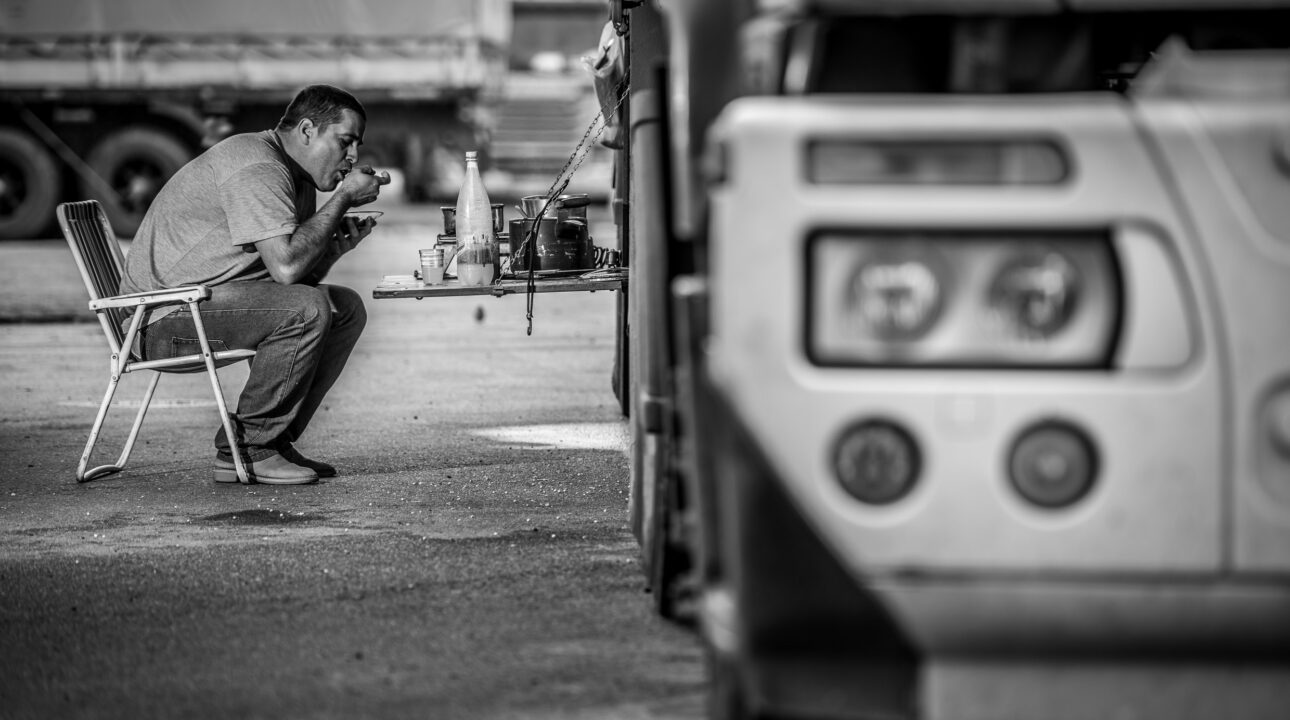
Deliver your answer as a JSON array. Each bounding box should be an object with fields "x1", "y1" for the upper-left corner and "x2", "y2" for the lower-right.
[{"x1": 465, "y1": 151, "x2": 477, "y2": 161}]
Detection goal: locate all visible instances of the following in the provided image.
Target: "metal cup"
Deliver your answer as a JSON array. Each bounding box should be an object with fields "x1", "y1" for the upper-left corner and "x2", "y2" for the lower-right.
[{"x1": 520, "y1": 195, "x2": 548, "y2": 218}]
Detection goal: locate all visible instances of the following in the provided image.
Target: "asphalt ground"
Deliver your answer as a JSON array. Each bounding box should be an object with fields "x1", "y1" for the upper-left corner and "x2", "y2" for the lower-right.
[{"x1": 0, "y1": 200, "x2": 708, "y2": 719}]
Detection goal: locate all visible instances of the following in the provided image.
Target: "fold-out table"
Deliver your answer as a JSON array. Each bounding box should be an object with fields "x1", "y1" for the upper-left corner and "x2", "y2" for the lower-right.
[{"x1": 372, "y1": 268, "x2": 627, "y2": 300}]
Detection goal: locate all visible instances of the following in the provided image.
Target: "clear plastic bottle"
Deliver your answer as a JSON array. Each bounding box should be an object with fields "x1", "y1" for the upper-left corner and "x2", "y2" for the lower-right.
[{"x1": 454, "y1": 151, "x2": 495, "y2": 285}]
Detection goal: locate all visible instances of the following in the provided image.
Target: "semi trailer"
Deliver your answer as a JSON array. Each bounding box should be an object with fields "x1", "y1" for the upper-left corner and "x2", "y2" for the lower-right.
[{"x1": 0, "y1": 0, "x2": 511, "y2": 238}]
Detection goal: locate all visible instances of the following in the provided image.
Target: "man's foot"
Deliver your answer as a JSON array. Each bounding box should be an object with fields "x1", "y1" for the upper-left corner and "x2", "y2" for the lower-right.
[
  {"x1": 214, "y1": 452, "x2": 318, "y2": 485},
  {"x1": 278, "y1": 444, "x2": 338, "y2": 478}
]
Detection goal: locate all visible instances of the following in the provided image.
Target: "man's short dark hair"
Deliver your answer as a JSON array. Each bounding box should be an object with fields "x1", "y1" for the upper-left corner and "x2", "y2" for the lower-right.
[{"x1": 276, "y1": 85, "x2": 367, "y2": 132}]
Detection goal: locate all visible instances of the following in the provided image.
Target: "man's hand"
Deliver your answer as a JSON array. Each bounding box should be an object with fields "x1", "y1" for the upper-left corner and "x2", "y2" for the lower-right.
[
  {"x1": 334, "y1": 214, "x2": 376, "y2": 254},
  {"x1": 338, "y1": 165, "x2": 392, "y2": 207},
  {"x1": 261, "y1": 167, "x2": 389, "y2": 285}
]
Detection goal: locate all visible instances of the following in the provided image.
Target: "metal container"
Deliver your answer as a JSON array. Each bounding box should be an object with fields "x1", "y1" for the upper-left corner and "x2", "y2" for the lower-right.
[
  {"x1": 509, "y1": 217, "x2": 554, "y2": 271},
  {"x1": 440, "y1": 204, "x2": 504, "y2": 236},
  {"x1": 555, "y1": 193, "x2": 590, "y2": 224},
  {"x1": 508, "y1": 217, "x2": 591, "y2": 271},
  {"x1": 544, "y1": 223, "x2": 587, "y2": 270}
]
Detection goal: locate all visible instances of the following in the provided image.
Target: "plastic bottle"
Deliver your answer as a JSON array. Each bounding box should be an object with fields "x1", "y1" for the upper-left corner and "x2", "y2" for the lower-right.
[{"x1": 454, "y1": 151, "x2": 495, "y2": 285}]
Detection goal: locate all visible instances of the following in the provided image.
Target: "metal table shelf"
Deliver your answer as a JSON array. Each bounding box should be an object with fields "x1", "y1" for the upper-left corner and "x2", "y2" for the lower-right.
[{"x1": 372, "y1": 270, "x2": 626, "y2": 300}]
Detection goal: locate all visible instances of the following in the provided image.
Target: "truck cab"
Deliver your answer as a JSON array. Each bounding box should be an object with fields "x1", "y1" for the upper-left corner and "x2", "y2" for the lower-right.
[{"x1": 610, "y1": 1, "x2": 1290, "y2": 717}]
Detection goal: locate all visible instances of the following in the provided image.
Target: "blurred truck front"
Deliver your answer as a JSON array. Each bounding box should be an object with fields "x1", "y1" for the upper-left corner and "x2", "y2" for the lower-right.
[{"x1": 0, "y1": 0, "x2": 511, "y2": 238}]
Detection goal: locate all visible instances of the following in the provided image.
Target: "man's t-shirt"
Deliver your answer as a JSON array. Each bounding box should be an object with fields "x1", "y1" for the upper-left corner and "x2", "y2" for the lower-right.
[{"x1": 119, "y1": 130, "x2": 316, "y2": 309}]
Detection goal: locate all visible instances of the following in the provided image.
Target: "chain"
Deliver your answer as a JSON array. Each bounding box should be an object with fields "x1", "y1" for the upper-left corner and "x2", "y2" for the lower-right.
[{"x1": 519, "y1": 77, "x2": 630, "y2": 335}]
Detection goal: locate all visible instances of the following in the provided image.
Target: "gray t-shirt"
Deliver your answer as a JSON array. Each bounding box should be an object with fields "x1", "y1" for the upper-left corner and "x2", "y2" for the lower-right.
[{"x1": 119, "y1": 130, "x2": 316, "y2": 307}]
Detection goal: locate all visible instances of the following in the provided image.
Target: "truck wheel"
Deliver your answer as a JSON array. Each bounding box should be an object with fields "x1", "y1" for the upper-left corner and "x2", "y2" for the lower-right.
[
  {"x1": 708, "y1": 650, "x2": 751, "y2": 720},
  {"x1": 83, "y1": 127, "x2": 191, "y2": 237},
  {"x1": 613, "y1": 290, "x2": 630, "y2": 417},
  {"x1": 0, "y1": 127, "x2": 60, "y2": 239},
  {"x1": 649, "y1": 468, "x2": 695, "y2": 623}
]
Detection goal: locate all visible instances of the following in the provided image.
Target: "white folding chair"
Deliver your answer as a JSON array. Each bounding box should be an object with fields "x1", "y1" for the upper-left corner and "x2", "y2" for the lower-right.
[{"x1": 57, "y1": 200, "x2": 255, "y2": 483}]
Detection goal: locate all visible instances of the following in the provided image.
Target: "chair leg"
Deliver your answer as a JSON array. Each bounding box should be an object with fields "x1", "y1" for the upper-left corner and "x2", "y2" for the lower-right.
[
  {"x1": 78, "y1": 372, "x2": 160, "y2": 482},
  {"x1": 188, "y1": 304, "x2": 250, "y2": 484},
  {"x1": 204, "y1": 366, "x2": 249, "y2": 484}
]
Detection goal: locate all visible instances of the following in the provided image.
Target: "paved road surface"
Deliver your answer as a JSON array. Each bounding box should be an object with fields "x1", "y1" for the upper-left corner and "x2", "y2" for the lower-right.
[{"x1": 0, "y1": 202, "x2": 709, "y2": 719}]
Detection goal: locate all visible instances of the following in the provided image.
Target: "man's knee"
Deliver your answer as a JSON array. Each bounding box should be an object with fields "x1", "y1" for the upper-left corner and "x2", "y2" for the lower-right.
[
  {"x1": 326, "y1": 285, "x2": 367, "y2": 334},
  {"x1": 295, "y1": 286, "x2": 334, "y2": 330}
]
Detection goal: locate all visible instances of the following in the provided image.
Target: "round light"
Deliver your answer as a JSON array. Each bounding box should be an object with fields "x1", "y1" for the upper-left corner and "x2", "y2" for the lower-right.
[
  {"x1": 847, "y1": 255, "x2": 943, "y2": 341},
  {"x1": 989, "y1": 249, "x2": 1081, "y2": 338},
  {"x1": 833, "y1": 420, "x2": 920, "y2": 505},
  {"x1": 1008, "y1": 421, "x2": 1098, "y2": 508}
]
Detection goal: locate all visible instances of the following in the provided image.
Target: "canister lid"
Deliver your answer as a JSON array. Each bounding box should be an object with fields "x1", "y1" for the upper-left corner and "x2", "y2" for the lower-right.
[{"x1": 556, "y1": 193, "x2": 591, "y2": 208}]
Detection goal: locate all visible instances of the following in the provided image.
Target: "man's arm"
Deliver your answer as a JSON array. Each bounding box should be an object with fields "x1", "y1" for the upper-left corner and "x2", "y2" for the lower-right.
[
  {"x1": 298, "y1": 214, "x2": 376, "y2": 285},
  {"x1": 255, "y1": 168, "x2": 388, "y2": 285}
]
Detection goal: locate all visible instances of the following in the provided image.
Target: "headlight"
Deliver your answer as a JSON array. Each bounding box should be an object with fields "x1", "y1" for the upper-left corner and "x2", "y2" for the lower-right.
[
  {"x1": 847, "y1": 246, "x2": 945, "y2": 341},
  {"x1": 988, "y1": 248, "x2": 1081, "y2": 339},
  {"x1": 808, "y1": 230, "x2": 1121, "y2": 368}
]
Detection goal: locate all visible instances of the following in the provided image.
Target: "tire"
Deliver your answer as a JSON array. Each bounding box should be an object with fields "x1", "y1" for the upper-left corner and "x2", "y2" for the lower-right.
[
  {"x1": 649, "y1": 468, "x2": 694, "y2": 623},
  {"x1": 83, "y1": 126, "x2": 192, "y2": 237},
  {"x1": 708, "y1": 649, "x2": 751, "y2": 720},
  {"x1": 0, "y1": 127, "x2": 61, "y2": 239},
  {"x1": 613, "y1": 290, "x2": 630, "y2": 417}
]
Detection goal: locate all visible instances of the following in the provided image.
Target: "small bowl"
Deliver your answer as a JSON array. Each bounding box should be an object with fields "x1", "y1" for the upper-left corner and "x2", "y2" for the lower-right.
[{"x1": 344, "y1": 210, "x2": 384, "y2": 222}]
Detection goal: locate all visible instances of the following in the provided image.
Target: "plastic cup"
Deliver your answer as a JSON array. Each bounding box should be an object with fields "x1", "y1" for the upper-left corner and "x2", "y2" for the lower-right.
[{"x1": 419, "y1": 248, "x2": 445, "y2": 285}]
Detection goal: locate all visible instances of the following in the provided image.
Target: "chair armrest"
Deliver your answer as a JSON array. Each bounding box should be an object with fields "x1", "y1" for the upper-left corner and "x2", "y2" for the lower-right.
[{"x1": 89, "y1": 285, "x2": 212, "y2": 311}]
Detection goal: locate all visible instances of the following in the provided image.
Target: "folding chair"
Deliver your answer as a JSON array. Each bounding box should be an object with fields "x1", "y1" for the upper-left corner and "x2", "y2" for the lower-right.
[{"x1": 57, "y1": 200, "x2": 255, "y2": 483}]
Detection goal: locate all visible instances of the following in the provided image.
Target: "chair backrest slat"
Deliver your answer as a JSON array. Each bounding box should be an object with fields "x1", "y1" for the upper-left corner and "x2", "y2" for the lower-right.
[{"x1": 57, "y1": 201, "x2": 129, "y2": 351}]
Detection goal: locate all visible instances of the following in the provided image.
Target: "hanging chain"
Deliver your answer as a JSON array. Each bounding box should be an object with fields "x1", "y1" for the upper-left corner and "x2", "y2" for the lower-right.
[{"x1": 518, "y1": 77, "x2": 630, "y2": 335}]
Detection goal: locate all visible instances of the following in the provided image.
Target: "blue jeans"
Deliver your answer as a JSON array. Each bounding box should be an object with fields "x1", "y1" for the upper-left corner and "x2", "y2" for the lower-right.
[{"x1": 140, "y1": 281, "x2": 367, "y2": 461}]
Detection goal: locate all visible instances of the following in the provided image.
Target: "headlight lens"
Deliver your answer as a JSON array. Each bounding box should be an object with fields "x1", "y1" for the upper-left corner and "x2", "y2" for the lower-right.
[
  {"x1": 847, "y1": 249, "x2": 945, "y2": 341},
  {"x1": 809, "y1": 231, "x2": 1120, "y2": 367},
  {"x1": 988, "y1": 248, "x2": 1081, "y2": 339}
]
